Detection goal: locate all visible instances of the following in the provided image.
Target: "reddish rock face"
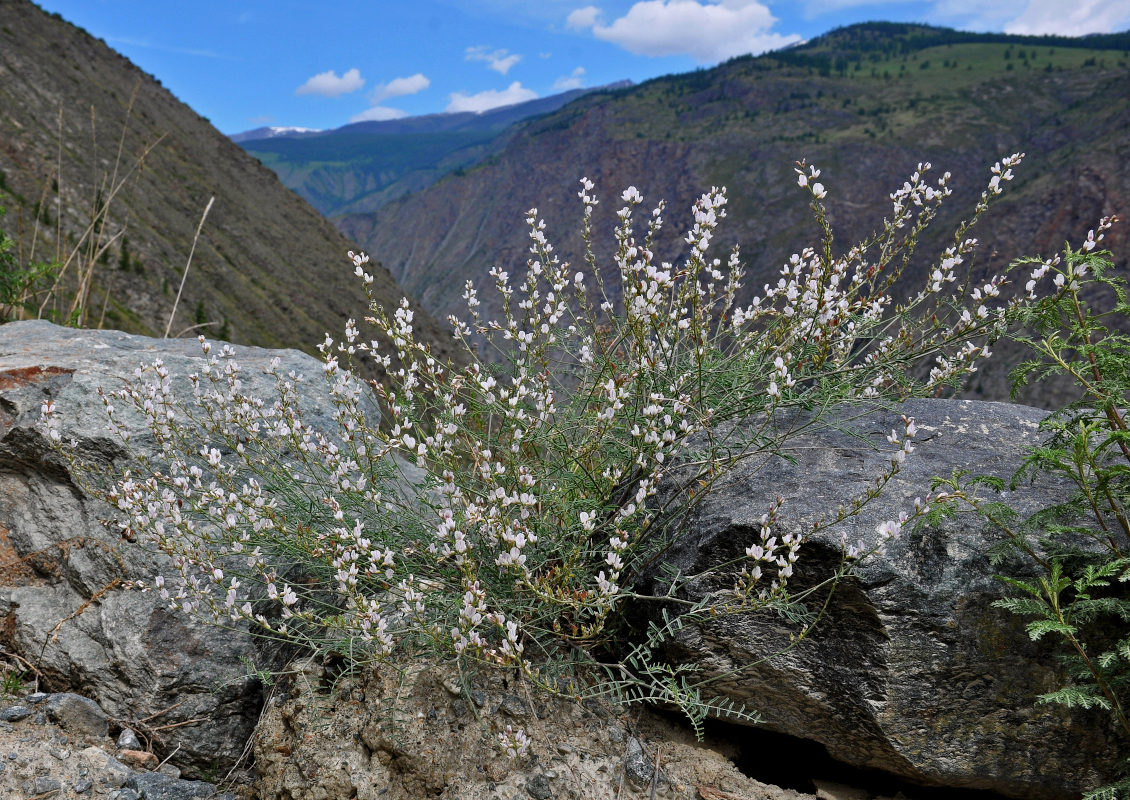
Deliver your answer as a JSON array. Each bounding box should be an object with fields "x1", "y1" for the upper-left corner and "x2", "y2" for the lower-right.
[
  {"x1": 0, "y1": 366, "x2": 73, "y2": 437},
  {"x1": 0, "y1": 366, "x2": 74, "y2": 391}
]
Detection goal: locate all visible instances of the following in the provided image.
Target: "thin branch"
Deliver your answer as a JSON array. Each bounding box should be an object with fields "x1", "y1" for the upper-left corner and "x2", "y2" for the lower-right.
[{"x1": 165, "y1": 195, "x2": 215, "y2": 338}]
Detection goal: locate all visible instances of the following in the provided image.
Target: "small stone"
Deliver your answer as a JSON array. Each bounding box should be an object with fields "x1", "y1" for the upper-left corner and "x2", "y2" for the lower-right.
[
  {"x1": 45, "y1": 693, "x2": 109, "y2": 738},
  {"x1": 119, "y1": 749, "x2": 159, "y2": 770},
  {"x1": 499, "y1": 695, "x2": 529, "y2": 719},
  {"x1": 80, "y1": 746, "x2": 109, "y2": 767},
  {"x1": 74, "y1": 777, "x2": 94, "y2": 794},
  {"x1": 25, "y1": 693, "x2": 49, "y2": 704},
  {"x1": 128, "y1": 771, "x2": 218, "y2": 798},
  {"x1": 118, "y1": 728, "x2": 142, "y2": 750},
  {"x1": 441, "y1": 679, "x2": 462, "y2": 697},
  {"x1": 468, "y1": 690, "x2": 487, "y2": 708},
  {"x1": 110, "y1": 790, "x2": 140, "y2": 800},
  {"x1": 156, "y1": 762, "x2": 181, "y2": 779},
  {"x1": 33, "y1": 776, "x2": 62, "y2": 795},
  {"x1": 98, "y1": 756, "x2": 132, "y2": 789},
  {"x1": 0, "y1": 705, "x2": 32, "y2": 722},
  {"x1": 526, "y1": 774, "x2": 552, "y2": 800},
  {"x1": 624, "y1": 737, "x2": 664, "y2": 788}
]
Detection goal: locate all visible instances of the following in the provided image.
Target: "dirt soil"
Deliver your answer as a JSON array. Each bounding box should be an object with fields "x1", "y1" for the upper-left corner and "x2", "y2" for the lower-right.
[{"x1": 251, "y1": 659, "x2": 913, "y2": 800}]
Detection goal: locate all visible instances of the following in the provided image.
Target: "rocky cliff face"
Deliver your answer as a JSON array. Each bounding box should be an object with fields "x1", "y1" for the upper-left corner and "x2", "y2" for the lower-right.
[
  {"x1": 0, "y1": 0, "x2": 457, "y2": 368},
  {"x1": 0, "y1": 321, "x2": 319, "y2": 776},
  {"x1": 647, "y1": 399, "x2": 1120, "y2": 799}
]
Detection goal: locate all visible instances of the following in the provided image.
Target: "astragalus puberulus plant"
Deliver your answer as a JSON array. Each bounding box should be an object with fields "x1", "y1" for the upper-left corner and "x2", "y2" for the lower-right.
[{"x1": 44, "y1": 154, "x2": 1052, "y2": 734}]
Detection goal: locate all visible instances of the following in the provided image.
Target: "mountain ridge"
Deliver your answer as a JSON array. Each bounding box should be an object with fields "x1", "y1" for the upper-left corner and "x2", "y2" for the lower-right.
[
  {"x1": 232, "y1": 82, "x2": 634, "y2": 144},
  {"x1": 234, "y1": 82, "x2": 636, "y2": 218}
]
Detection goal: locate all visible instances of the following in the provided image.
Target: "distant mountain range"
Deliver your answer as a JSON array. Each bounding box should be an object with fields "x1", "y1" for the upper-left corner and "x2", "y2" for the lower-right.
[
  {"x1": 331, "y1": 22, "x2": 1128, "y2": 407},
  {"x1": 0, "y1": 0, "x2": 457, "y2": 366},
  {"x1": 229, "y1": 126, "x2": 322, "y2": 143},
  {"x1": 232, "y1": 82, "x2": 633, "y2": 217}
]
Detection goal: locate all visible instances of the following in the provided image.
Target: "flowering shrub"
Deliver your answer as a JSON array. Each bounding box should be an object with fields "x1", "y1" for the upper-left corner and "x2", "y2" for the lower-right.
[{"x1": 43, "y1": 153, "x2": 1086, "y2": 743}]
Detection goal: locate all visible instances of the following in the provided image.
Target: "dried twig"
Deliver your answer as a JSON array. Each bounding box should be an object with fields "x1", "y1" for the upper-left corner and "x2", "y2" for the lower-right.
[{"x1": 164, "y1": 195, "x2": 214, "y2": 338}]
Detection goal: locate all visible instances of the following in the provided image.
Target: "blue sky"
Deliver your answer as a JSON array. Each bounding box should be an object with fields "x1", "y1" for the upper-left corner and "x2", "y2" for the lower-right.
[{"x1": 35, "y1": 0, "x2": 1130, "y2": 135}]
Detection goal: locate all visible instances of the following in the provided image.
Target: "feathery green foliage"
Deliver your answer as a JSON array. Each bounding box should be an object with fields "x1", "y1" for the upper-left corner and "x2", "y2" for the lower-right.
[{"x1": 935, "y1": 232, "x2": 1130, "y2": 797}]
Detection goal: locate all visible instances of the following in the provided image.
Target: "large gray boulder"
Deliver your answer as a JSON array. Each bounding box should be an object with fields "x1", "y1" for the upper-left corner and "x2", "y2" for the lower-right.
[
  {"x1": 648, "y1": 398, "x2": 1120, "y2": 800},
  {"x1": 0, "y1": 320, "x2": 353, "y2": 775}
]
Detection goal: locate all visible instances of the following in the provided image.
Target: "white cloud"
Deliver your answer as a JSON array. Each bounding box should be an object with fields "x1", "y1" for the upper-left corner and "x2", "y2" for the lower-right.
[
  {"x1": 350, "y1": 106, "x2": 410, "y2": 123},
  {"x1": 295, "y1": 68, "x2": 365, "y2": 97},
  {"x1": 370, "y1": 73, "x2": 431, "y2": 103},
  {"x1": 571, "y1": 0, "x2": 801, "y2": 63},
  {"x1": 553, "y1": 66, "x2": 587, "y2": 91},
  {"x1": 350, "y1": 73, "x2": 430, "y2": 124},
  {"x1": 1002, "y1": 0, "x2": 1130, "y2": 35},
  {"x1": 817, "y1": 0, "x2": 1130, "y2": 34},
  {"x1": 566, "y1": 5, "x2": 602, "y2": 29},
  {"x1": 446, "y1": 81, "x2": 538, "y2": 113},
  {"x1": 465, "y1": 46, "x2": 523, "y2": 75}
]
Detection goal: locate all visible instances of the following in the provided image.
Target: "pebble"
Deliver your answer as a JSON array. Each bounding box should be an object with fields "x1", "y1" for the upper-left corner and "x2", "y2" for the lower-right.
[
  {"x1": 498, "y1": 695, "x2": 529, "y2": 719},
  {"x1": 129, "y1": 770, "x2": 223, "y2": 798},
  {"x1": 624, "y1": 737, "x2": 666, "y2": 788},
  {"x1": 525, "y1": 774, "x2": 552, "y2": 800},
  {"x1": 33, "y1": 775, "x2": 61, "y2": 795},
  {"x1": 118, "y1": 728, "x2": 142, "y2": 750},
  {"x1": 45, "y1": 694, "x2": 108, "y2": 738},
  {"x1": 0, "y1": 706, "x2": 32, "y2": 723},
  {"x1": 119, "y1": 749, "x2": 159, "y2": 770}
]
